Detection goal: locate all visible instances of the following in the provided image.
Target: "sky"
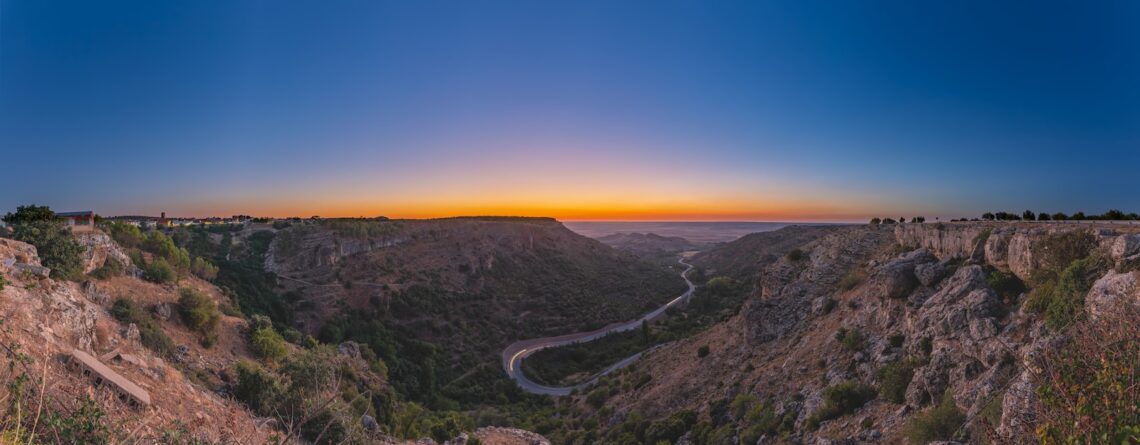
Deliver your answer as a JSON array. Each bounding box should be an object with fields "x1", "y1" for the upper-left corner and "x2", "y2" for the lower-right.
[{"x1": 1, "y1": 1, "x2": 1138, "y2": 222}]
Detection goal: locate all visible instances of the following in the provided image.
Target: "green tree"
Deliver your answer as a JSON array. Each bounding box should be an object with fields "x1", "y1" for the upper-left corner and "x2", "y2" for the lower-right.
[
  {"x1": 143, "y1": 257, "x2": 177, "y2": 283},
  {"x1": 2, "y1": 204, "x2": 57, "y2": 225},
  {"x1": 4, "y1": 205, "x2": 85, "y2": 280},
  {"x1": 191, "y1": 256, "x2": 219, "y2": 280},
  {"x1": 178, "y1": 287, "x2": 220, "y2": 337},
  {"x1": 250, "y1": 326, "x2": 288, "y2": 363}
]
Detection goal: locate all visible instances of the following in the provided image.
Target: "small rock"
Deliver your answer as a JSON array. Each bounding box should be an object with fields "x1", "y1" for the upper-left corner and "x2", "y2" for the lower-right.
[
  {"x1": 124, "y1": 323, "x2": 141, "y2": 343},
  {"x1": 153, "y1": 303, "x2": 173, "y2": 321},
  {"x1": 338, "y1": 341, "x2": 362, "y2": 359},
  {"x1": 361, "y1": 414, "x2": 379, "y2": 432}
]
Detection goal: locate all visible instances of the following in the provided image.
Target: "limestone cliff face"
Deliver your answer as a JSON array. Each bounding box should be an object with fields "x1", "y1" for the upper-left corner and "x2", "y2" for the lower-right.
[
  {"x1": 74, "y1": 230, "x2": 135, "y2": 274},
  {"x1": 894, "y1": 223, "x2": 988, "y2": 260},
  {"x1": 611, "y1": 223, "x2": 1140, "y2": 444},
  {"x1": 897, "y1": 223, "x2": 1140, "y2": 281}
]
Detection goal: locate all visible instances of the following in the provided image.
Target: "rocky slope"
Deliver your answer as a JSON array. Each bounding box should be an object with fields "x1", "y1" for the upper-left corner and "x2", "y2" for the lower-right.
[
  {"x1": 0, "y1": 237, "x2": 271, "y2": 443},
  {"x1": 574, "y1": 222, "x2": 1140, "y2": 444}
]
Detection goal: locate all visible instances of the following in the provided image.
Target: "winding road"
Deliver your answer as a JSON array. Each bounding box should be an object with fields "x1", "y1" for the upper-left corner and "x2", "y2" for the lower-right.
[{"x1": 501, "y1": 255, "x2": 697, "y2": 396}]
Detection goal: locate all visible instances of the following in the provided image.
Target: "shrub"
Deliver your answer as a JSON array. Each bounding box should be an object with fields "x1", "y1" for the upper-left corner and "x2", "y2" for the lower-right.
[
  {"x1": 89, "y1": 257, "x2": 125, "y2": 280},
  {"x1": 807, "y1": 382, "x2": 877, "y2": 428},
  {"x1": 190, "y1": 256, "x2": 219, "y2": 280},
  {"x1": 250, "y1": 326, "x2": 288, "y2": 363},
  {"x1": 903, "y1": 392, "x2": 965, "y2": 443},
  {"x1": 888, "y1": 334, "x2": 905, "y2": 348},
  {"x1": 42, "y1": 396, "x2": 109, "y2": 444},
  {"x1": 105, "y1": 221, "x2": 143, "y2": 248},
  {"x1": 6, "y1": 215, "x2": 85, "y2": 281},
  {"x1": 984, "y1": 267, "x2": 1025, "y2": 306},
  {"x1": 143, "y1": 257, "x2": 177, "y2": 283},
  {"x1": 1024, "y1": 256, "x2": 1107, "y2": 330},
  {"x1": 869, "y1": 218, "x2": 881, "y2": 225},
  {"x1": 110, "y1": 298, "x2": 175, "y2": 356},
  {"x1": 697, "y1": 345, "x2": 710, "y2": 358},
  {"x1": 920, "y1": 336, "x2": 933, "y2": 356},
  {"x1": 837, "y1": 269, "x2": 865, "y2": 290},
  {"x1": 835, "y1": 328, "x2": 865, "y2": 351},
  {"x1": 822, "y1": 297, "x2": 837, "y2": 314},
  {"x1": 233, "y1": 360, "x2": 280, "y2": 415},
  {"x1": 1032, "y1": 309, "x2": 1139, "y2": 443},
  {"x1": 875, "y1": 359, "x2": 917, "y2": 404},
  {"x1": 786, "y1": 249, "x2": 807, "y2": 262},
  {"x1": 586, "y1": 386, "x2": 608, "y2": 408},
  {"x1": 178, "y1": 287, "x2": 220, "y2": 337}
]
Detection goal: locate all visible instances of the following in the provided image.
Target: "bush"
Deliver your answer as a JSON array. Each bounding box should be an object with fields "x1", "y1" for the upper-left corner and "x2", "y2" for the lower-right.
[
  {"x1": 178, "y1": 287, "x2": 220, "y2": 337},
  {"x1": 191, "y1": 256, "x2": 219, "y2": 280},
  {"x1": 110, "y1": 298, "x2": 175, "y2": 356},
  {"x1": 822, "y1": 297, "x2": 837, "y2": 314},
  {"x1": 250, "y1": 326, "x2": 288, "y2": 363},
  {"x1": 105, "y1": 221, "x2": 143, "y2": 248},
  {"x1": 888, "y1": 334, "x2": 905, "y2": 348},
  {"x1": 875, "y1": 360, "x2": 917, "y2": 404},
  {"x1": 835, "y1": 328, "x2": 865, "y2": 351},
  {"x1": 42, "y1": 396, "x2": 109, "y2": 444},
  {"x1": 903, "y1": 392, "x2": 964, "y2": 443},
  {"x1": 6, "y1": 214, "x2": 85, "y2": 281},
  {"x1": 89, "y1": 257, "x2": 125, "y2": 280},
  {"x1": 233, "y1": 360, "x2": 280, "y2": 415},
  {"x1": 143, "y1": 257, "x2": 177, "y2": 283},
  {"x1": 786, "y1": 249, "x2": 806, "y2": 262},
  {"x1": 1024, "y1": 256, "x2": 1107, "y2": 330},
  {"x1": 1033, "y1": 309, "x2": 1140, "y2": 444},
  {"x1": 985, "y1": 267, "x2": 1025, "y2": 306},
  {"x1": 837, "y1": 269, "x2": 865, "y2": 290},
  {"x1": 807, "y1": 382, "x2": 877, "y2": 428},
  {"x1": 697, "y1": 345, "x2": 710, "y2": 358},
  {"x1": 586, "y1": 386, "x2": 608, "y2": 408}
]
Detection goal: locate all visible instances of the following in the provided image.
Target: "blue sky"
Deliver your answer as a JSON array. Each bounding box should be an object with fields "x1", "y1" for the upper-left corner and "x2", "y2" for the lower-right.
[{"x1": 1, "y1": 1, "x2": 1137, "y2": 220}]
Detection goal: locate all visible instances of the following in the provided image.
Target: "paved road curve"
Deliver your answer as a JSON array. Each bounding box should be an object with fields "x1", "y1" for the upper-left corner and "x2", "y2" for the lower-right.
[{"x1": 501, "y1": 255, "x2": 697, "y2": 396}]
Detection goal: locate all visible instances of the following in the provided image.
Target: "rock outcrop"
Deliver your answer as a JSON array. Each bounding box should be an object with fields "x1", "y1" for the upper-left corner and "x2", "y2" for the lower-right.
[
  {"x1": 1085, "y1": 270, "x2": 1139, "y2": 321},
  {"x1": 75, "y1": 230, "x2": 135, "y2": 273}
]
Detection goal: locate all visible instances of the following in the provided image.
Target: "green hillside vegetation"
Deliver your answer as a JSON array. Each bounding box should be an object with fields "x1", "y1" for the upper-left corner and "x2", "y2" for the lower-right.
[{"x1": 523, "y1": 273, "x2": 748, "y2": 387}]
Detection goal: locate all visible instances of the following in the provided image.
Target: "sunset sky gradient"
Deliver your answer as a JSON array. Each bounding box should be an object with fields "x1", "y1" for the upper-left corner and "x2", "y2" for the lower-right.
[{"x1": 2, "y1": 1, "x2": 1138, "y2": 221}]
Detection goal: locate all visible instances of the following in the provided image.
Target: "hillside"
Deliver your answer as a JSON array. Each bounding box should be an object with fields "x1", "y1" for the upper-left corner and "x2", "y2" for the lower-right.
[
  {"x1": 535, "y1": 222, "x2": 1140, "y2": 444},
  {"x1": 596, "y1": 232, "x2": 701, "y2": 258},
  {"x1": 263, "y1": 217, "x2": 688, "y2": 407},
  {"x1": 0, "y1": 236, "x2": 272, "y2": 443}
]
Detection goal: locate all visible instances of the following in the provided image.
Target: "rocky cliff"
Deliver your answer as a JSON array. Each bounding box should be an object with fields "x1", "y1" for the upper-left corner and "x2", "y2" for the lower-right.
[{"x1": 584, "y1": 222, "x2": 1140, "y2": 444}]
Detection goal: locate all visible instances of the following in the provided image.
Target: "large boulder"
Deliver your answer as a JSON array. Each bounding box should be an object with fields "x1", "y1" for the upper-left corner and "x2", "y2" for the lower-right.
[
  {"x1": 1085, "y1": 271, "x2": 1139, "y2": 321},
  {"x1": 1111, "y1": 234, "x2": 1140, "y2": 262},
  {"x1": 867, "y1": 249, "x2": 936, "y2": 299},
  {"x1": 915, "y1": 258, "x2": 954, "y2": 287}
]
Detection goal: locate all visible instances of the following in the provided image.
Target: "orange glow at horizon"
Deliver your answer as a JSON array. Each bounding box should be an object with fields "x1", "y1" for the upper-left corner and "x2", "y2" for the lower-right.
[{"x1": 168, "y1": 196, "x2": 884, "y2": 222}]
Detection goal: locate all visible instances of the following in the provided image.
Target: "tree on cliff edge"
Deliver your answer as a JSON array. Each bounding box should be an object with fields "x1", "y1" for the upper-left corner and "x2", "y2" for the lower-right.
[{"x1": 2, "y1": 205, "x2": 84, "y2": 280}]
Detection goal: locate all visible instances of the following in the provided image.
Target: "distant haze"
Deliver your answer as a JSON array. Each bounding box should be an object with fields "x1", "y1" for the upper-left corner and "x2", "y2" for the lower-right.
[{"x1": 563, "y1": 221, "x2": 835, "y2": 244}]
